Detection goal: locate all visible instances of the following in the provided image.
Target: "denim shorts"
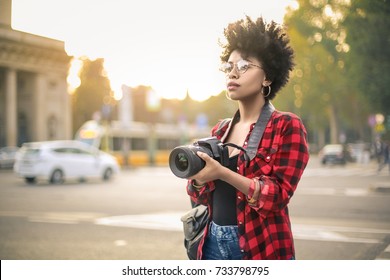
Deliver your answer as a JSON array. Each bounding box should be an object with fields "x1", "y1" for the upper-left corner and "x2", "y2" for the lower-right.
[{"x1": 202, "y1": 221, "x2": 243, "y2": 260}]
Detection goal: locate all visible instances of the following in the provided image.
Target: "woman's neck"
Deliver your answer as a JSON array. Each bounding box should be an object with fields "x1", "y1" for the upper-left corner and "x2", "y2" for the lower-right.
[{"x1": 237, "y1": 97, "x2": 266, "y2": 124}]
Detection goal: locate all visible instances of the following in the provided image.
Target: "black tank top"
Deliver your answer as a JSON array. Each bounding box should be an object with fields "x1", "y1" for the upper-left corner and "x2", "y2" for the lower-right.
[{"x1": 212, "y1": 155, "x2": 238, "y2": 226}]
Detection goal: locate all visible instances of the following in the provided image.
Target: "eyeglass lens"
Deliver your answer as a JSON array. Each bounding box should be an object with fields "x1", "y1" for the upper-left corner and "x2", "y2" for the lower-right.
[{"x1": 220, "y1": 60, "x2": 250, "y2": 74}]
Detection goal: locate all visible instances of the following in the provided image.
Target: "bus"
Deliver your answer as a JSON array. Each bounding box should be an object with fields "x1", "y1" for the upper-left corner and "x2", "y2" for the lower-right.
[{"x1": 75, "y1": 120, "x2": 210, "y2": 166}]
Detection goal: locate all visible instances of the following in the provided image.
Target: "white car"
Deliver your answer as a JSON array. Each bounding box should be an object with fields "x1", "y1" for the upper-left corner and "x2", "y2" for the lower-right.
[
  {"x1": 0, "y1": 146, "x2": 19, "y2": 169},
  {"x1": 14, "y1": 140, "x2": 120, "y2": 184},
  {"x1": 318, "y1": 144, "x2": 347, "y2": 165}
]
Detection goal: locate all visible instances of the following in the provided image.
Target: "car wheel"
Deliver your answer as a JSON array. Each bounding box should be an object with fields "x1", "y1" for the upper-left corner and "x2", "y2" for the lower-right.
[
  {"x1": 103, "y1": 168, "x2": 113, "y2": 181},
  {"x1": 50, "y1": 169, "x2": 64, "y2": 184},
  {"x1": 25, "y1": 177, "x2": 36, "y2": 184}
]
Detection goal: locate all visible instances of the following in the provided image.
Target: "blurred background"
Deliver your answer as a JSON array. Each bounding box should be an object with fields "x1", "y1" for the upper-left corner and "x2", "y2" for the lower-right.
[
  {"x1": 2, "y1": 0, "x2": 390, "y2": 163},
  {"x1": 0, "y1": 0, "x2": 390, "y2": 260}
]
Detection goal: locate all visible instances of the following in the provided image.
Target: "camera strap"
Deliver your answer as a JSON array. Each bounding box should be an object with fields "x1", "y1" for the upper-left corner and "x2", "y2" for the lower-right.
[
  {"x1": 222, "y1": 142, "x2": 250, "y2": 164},
  {"x1": 246, "y1": 101, "x2": 275, "y2": 161}
]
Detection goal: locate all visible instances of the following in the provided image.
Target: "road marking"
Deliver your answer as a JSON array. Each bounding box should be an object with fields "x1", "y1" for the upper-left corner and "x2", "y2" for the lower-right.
[
  {"x1": 114, "y1": 240, "x2": 128, "y2": 246},
  {"x1": 28, "y1": 217, "x2": 79, "y2": 224},
  {"x1": 94, "y1": 212, "x2": 388, "y2": 245},
  {"x1": 296, "y1": 188, "x2": 337, "y2": 196},
  {"x1": 297, "y1": 187, "x2": 371, "y2": 197},
  {"x1": 0, "y1": 211, "x2": 106, "y2": 224},
  {"x1": 344, "y1": 188, "x2": 370, "y2": 196},
  {"x1": 2, "y1": 210, "x2": 387, "y2": 245},
  {"x1": 95, "y1": 212, "x2": 184, "y2": 231},
  {"x1": 293, "y1": 229, "x2": 380, "y2": 244},
  {"x1": 292, "y1": 224, "x2": 386, "y2": 244},
  {"x1": 132, "y1": 167, "x2": 174, "y2": 177},
  {"x1": 302, "y1": 168, "x2": 388, "y2": 177}
]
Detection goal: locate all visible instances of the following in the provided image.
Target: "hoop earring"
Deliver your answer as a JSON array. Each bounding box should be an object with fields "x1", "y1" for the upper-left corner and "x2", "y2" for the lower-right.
[{"x1": 261, "y1": 85, "x2": 271, "y2": 98}]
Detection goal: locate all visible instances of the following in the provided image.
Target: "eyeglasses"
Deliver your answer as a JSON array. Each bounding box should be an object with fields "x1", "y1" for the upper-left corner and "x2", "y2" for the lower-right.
[{"x1": 219, "y1": 59, "x2": 263, "y2": 75}]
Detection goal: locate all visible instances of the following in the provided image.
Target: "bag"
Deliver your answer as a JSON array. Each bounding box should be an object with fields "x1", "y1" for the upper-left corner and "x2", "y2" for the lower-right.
[{"x1": 181, "y1": 204, "x2": 209, "y2": 260}]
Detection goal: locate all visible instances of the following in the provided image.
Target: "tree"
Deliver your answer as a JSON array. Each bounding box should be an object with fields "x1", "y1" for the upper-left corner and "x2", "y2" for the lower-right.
[
  {"x1": 282, "y1": 0, "x2": 374, "y2": 148},
  {"x1": 343, "y1": 0, "x2": 390, "y2": 115},
  {"x1": 72, "y1": 57, "x2": 114, "y2": 134}
]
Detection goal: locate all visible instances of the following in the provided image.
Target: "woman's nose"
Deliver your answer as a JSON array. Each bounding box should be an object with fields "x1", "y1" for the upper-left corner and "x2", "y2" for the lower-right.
[{"x1": 228, "y1": 67, "x2": 239, "y2": 79}]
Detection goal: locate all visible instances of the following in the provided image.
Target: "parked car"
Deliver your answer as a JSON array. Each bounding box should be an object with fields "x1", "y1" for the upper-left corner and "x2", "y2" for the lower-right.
[
  {"x1": 318, "y1": 144, "x2": 347, "y2": 165},
  {"x1": 0, "y1": 146, "x2": 19, "y2": 169},
  {"x1": 14, "y1": 140, "x2": 120, "y2": 184}
]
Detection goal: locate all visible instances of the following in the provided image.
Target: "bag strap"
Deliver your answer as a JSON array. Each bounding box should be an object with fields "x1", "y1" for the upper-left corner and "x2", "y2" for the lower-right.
[{"x1": 246, "y1": 101, "x2": 275, "y2": 161}]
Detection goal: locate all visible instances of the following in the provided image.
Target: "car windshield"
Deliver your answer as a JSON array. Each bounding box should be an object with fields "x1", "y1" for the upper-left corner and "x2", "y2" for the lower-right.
[
  {"x1": 22, "y1": 148, "x2": 41, "y2": 158},
  {"x1": 77, "y1": 138, "x2": 95, "y2": 147}
]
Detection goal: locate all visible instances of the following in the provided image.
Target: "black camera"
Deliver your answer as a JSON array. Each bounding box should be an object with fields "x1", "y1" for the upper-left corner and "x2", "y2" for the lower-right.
[{"x1": 169, "y1": 137, "x2": 229, "y2": 178}]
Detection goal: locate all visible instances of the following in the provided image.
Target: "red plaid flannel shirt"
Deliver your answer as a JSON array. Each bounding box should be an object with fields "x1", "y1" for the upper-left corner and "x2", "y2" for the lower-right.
[{"x1": 187, "y1": 109, "x2": 309, "y2": 260}]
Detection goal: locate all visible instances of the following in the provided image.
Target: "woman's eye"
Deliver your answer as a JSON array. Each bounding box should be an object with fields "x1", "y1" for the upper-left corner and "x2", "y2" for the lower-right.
[{"x1": 238, "y1": 64, "x2": 249, "y2": 71}]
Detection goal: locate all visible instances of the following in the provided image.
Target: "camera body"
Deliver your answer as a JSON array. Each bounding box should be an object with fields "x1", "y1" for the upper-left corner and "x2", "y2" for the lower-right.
[{"x1": 169, "y1": 137, "x2": 229, "y2": 178}]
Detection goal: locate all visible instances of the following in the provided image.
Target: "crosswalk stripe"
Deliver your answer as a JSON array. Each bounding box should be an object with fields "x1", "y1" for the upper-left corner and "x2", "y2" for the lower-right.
[
  {"x1": 302, "y1": 168, "x2": 389, "y2": 177},
  {"x1": 94, "y1": 212, "x2": 388, "y2": 246}
]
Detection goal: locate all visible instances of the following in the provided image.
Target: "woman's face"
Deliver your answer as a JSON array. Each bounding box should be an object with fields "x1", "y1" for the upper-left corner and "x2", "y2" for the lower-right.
[{"x1": 224, "y1": 50, "x2": 269, "y2": 101}]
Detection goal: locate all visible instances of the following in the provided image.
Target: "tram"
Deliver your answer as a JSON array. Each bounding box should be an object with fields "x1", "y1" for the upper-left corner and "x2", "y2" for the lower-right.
[{"x1": 75, "y1": 120, "x2": 210, "y2": 166}]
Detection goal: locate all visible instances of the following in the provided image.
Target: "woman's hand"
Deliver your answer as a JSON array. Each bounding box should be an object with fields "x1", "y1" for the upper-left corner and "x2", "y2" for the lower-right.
[{"x1": 188, "y1": 151, "x2": 227, "y2": 185}]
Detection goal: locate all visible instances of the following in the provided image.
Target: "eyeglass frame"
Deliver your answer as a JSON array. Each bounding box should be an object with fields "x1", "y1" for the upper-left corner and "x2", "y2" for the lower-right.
[{"x1": 219, "y1": 59, "x2": 263, "y2": 75}]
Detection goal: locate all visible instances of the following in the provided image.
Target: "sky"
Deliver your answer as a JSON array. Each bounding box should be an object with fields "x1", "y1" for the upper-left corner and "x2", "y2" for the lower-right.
[{"x1": 12, "y1": 0, "x2": 296, "y2": 101}]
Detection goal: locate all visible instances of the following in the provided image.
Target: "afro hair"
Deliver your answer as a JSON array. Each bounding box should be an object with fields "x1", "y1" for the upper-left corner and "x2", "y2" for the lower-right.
[{"x1": 220, "y1": 16, "x2": 294, "y2": 99}]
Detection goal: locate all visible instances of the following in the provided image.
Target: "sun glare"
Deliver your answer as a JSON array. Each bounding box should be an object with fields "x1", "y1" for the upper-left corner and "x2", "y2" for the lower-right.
[{"x1": 67, "y1": 58, "x2": 82, "y2": 94}]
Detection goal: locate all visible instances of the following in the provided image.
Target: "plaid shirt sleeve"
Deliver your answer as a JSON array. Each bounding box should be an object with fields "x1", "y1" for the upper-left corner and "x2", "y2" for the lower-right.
[
  {"x1": 239, "y1": 111, "x2": 309, "y2": 259},
  {"x1": 249, "y1": 112, "x2": 309, "y2": 217}
]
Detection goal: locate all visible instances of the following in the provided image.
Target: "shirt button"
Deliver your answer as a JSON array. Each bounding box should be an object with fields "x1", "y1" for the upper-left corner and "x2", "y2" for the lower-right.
[
  {"x1": 237, "y1": 167, "x2": 239, "y2": 171},
  {"x1": 241, "y1": 250, "x2": 245, "y2": 253},
  {"x1": 238, "y1": 196, "x2": 242, "y2": 200}
]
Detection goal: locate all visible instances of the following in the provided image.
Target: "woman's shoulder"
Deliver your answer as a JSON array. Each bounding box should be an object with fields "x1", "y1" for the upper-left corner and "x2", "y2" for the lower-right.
[
  {"x1": 272, "y1": 110, "x2": 302, "y2": 122},
  {"x1": 211, "y1": 118, "x2": 232, "y2": 137},
  {"x1": 271, "y1": 110, "x2": 307, "y2": 133}
]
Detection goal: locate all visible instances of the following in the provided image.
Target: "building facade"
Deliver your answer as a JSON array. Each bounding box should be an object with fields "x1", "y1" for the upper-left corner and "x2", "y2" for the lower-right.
[{"x1": 0, "y1": 0, "x2": 72, "y2": 147}]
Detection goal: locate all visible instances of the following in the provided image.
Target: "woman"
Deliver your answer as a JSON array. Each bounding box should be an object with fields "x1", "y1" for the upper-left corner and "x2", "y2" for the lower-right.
[{"x1": 186, "y1": 16, "x2": 309, "y2": 260}]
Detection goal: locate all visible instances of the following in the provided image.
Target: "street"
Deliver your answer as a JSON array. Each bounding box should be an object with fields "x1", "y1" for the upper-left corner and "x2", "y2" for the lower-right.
[{"x1": 0, "y1": 156, "x2": 389, "y2": 260}]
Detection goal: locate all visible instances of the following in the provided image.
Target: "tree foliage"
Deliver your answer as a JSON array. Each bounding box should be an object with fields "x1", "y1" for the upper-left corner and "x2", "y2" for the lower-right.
[
  {"x1": 71, "y1": 57, "x2": 114, "y2": 134},
  {"x1": 343, "y1": 0, "x2": 390, "y2": 114},
  {"x1": 278, "y1": 0, "x2": 389, "y2": 147}
]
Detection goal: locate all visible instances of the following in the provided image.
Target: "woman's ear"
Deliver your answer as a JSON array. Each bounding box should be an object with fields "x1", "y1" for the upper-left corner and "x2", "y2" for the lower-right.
[{"x1": 262, "y1": 79, "x2": 272, "y2": 87}]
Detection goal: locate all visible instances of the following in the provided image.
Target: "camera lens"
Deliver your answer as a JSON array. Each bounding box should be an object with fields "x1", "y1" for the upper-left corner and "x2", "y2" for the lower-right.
[
  {"x1": 175, "y1": 152, "x2": 189, "y2": 171},
  {"x1": 169, "y1": 146, "x2": 205, "y2": 178}
]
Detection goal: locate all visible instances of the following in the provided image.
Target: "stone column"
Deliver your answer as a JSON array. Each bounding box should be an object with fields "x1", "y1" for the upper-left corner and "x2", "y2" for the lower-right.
[
  {"x1": 5, "y1": 68, "x2": 17, "y2": 146},
  {"x1": 62, "y1": 78, "x2": 72, "y2": 139},
  {"x1": 33, "y1": 73, "x2": 46, "y2": 141}
]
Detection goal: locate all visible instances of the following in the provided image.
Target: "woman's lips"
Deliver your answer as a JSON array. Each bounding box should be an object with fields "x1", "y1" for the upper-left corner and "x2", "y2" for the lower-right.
[{"x1": 227, "y1": 82, "x2": 240, "y2": 90}]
